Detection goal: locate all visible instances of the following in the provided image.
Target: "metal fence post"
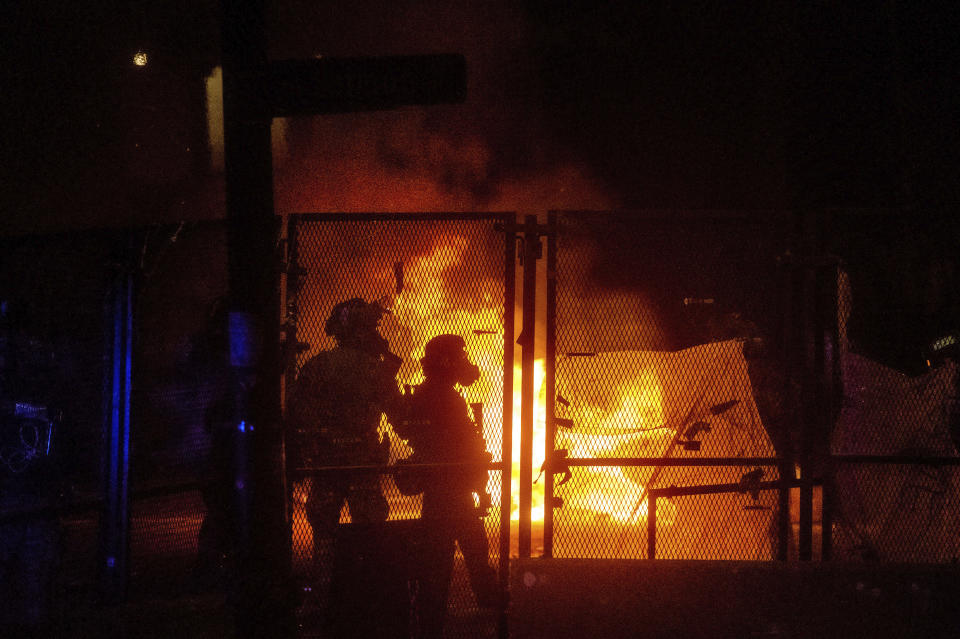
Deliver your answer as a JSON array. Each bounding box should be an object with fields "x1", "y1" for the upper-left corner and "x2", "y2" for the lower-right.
[
  {"x1": 519, "y1": 215, "x2": 539, "y2": 559},
  {"x1": 499, "y1": 215, "x2": 517, "y2": 639},
  {"x1": 221, "y1": 0, "x2": 293, "y2": 635},
  {"x1": 647, "y1": 494, "x2": 657, "y2": 560},
  {"x1": 797, "y1": 211, "x2": 815, "y2": 562},
  {"x1": 99, "y1": 262, "x2": 134, "y2": 604},
  {"x1": 543, "y1": 213, "x2": 558, "y2": 558},
  {"x1": 777, "y1": 246, "x2": 796, "y2": 561}
]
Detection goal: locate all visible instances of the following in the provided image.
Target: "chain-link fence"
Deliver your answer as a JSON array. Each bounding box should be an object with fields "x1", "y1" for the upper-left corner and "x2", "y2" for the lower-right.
[
  {"x1": 3, "y1": 208, "x2": 959, "y2": 637},
  {"x1": 284, "y1": 212, "x2": 514, "y2": 638},
  {"x1": 538, "y1": 209, "x2": 960, "y2": 564},
  {"x1": 0, "y1": 229, "x2": 113, "y2": 630},
  {"x1": 544, "y1": 210, "x2": 793, "y2": 561},
  {"x1": 826, "y1": 210, "x2": 960, "y2": 562},
  {"x1": 126, "y1": 222, "x2": 231, "y2": 598},
  {"x1": 0, "y1": 222, "x2": 232, "y2": 633}
]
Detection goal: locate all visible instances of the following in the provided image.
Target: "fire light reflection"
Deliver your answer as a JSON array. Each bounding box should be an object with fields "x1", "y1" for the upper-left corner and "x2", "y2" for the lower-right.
[
  {"x1": 289, "y1": 231, "x2": 683, "y2": 560},
  {"x1": 383, "y1": 234, "x2": 672, "y2": 528}
]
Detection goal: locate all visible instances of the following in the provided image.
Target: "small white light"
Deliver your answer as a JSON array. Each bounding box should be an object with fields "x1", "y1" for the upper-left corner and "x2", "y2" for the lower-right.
[{"x1": 133, "y1": 51, "x2": 148, "y2": 67}]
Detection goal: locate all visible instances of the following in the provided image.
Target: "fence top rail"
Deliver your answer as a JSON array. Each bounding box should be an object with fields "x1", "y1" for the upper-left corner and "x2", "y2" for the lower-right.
[
  {"x1": 648, "y1": 478, "x2": 820, "y2": 499},
  {"x1": 562, "y1": 456, "x2": 782, "y2": 467},
  {"x1": 288, "y1": 211, "x2": 515, "y2": 224},
  {"x1": 293, "y1": 459, "x2": 507, "y2": 477},
  {"x1": 548, "y1": 209, "x2": 778, "y2": 224},
  {"x1": 833, "y1": 455, "x2": 960, "y2": 465}
]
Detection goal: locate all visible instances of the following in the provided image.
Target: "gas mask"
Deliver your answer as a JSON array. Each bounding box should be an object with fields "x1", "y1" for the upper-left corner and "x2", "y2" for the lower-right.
[
  {"x1": 421, "y1": 334, "x2": 481, "y2": 387},
  {"x1": 455, "y1": 357, "x2": 481, "y2": 388}
]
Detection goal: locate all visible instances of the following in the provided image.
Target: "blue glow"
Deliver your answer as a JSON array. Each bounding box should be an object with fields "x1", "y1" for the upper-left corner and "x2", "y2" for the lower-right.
[
  {"x1": 229, "y1": 311, "x2": 258, "y2": 367},
  {"x1": 106, "y1": 556, "x2": 116, "y2": 568}
]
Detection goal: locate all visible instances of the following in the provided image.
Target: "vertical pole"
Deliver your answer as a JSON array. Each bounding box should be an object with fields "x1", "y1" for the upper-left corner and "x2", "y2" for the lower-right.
[
  {"x1": 822, "y1": 264, "x2": 839, "y2": 562},
  {"x1": 822, "y1": 213, "x2": 840, "y2": 561},
  {"x1": 543, "y1": 211, "x2": 557, "y2": 557},
  {"x1": 519, "y1": 215, "x2": 538, "y2": 559},
  {"x1": 543, "y1": 213, "x2": 557, "y2": 558},
  {"x1": 221, "y1": 1, "x2": 292, "y2": 636},
  {"x1": 777, "y1": 476, "x2": 791, "y2": 561},
  {"x1": 283, "y1": 217, "x2": 302, "y2": 388},
  {"x1": 498, "y1": 214, "x2": 516, "y2": 639},
  {"x1": 646, "y1": 494, "x2": 656, "y2": 560},
  {"x1": 798, "y1": 211, "x2": 815, "y2": 561},
  {"x1": 100, "y1": 264, "x2": 133, "y2": 604},
  {"x1": 777, "y1": 244, "x2": 793, "y2": 561},
  {"x1": 821, "y1": 477, "x2": 833, "y2": 561}
]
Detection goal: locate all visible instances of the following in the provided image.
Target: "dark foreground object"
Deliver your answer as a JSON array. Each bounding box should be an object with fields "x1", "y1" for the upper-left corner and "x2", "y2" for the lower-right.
[
  {"x1": 325, "y1": 521, "x2": 418, "y2": 638},
  {"x1": 510, "y1": 559, "x2": 960, "y2": 639}
]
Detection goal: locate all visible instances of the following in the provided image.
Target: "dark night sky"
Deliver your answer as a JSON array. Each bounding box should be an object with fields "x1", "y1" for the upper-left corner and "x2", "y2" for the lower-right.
[{"x1": 2, "y1": 1, "x2": 959, "y2": 234}]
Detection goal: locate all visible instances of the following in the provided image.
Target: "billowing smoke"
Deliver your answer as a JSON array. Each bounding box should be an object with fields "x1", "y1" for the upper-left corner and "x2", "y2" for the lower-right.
[
  {"x1": 268, "y1": 0, "x2": 617, "y2": 216},
  {"x1": 273, "y1": 110, "x2": 614, "y2": 215}
]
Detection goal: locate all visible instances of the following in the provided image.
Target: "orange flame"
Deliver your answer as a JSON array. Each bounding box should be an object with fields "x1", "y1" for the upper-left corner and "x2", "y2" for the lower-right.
[{"x1": 382, "y1": 234, "x2": 670, "y2": 526}]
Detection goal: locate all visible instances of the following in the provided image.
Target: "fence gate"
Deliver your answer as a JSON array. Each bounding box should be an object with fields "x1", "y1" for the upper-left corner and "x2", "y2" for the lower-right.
[
  {"x1": 283, "y1": 212, "x2": 515, "y2": 638},
  {"x1": 540, "y1": 210, "x2": 793, "y2": 561}
]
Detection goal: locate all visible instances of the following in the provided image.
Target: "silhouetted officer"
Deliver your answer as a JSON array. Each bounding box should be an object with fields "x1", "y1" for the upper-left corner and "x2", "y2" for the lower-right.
[
  {"x1": 396, "y1": 334, "x2": 499, "y2": 638},
  {"x1": 287, "y1": 298, "x2": 403, "y2": 543}
]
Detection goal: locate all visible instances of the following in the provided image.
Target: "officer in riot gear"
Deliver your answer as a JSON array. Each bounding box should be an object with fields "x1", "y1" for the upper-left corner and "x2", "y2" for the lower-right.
[
  {"x1": 395, "y1": 333, "x2": 500, "y2": 637},
  {"x1": 287, "y1": 298, "x2": 404, "y2": 545}
]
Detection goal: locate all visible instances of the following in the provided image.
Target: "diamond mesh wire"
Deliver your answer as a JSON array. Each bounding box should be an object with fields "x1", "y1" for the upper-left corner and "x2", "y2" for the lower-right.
[
  {"x1": 126, "y1": 222, "x2": 231, "y2": 597},
  {"x1": 549, "y1": 211, "x2": 787, "y2": 560},
  {"x1": 0, "y1": 230, "x2": 115, "y2": 499},
  {"x1": 128, "y1": 490, "x2": 207, "y2": 596},
  {"x1": 1, "y1": 229, "x2": 121, "y2": 623},
  {"x1": 828, "y1": 212, "x2": 960, "y2": 562},
  {"x1": 5, "y1": 208, "x2": 958, "y2": 633},
  {"x1": 286, "y1": 212, "x2": 512, "y2": 638},
  {"x1": 0, "y1": 224, "x2": 231, "y2": 623},
  {"x1": 650, "y1": 484, "x2": 781, "y2": 560}
]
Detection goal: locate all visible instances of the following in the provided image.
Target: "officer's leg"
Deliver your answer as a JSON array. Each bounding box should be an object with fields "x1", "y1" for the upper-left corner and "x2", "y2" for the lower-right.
[
  {"x1": 414, "y1": 493, "x2": 461, "y2": 637},
  {"x1": 457, "y1": 516, "x2": 500, "y2": 609},
  {"x1": 346, "y1": 475, "x2": 389, "y2": 524},
  {"x1": 306, "y1": 477, "x2": 348, "y2": 556},
  {"x1": 417, "y1": 522, "x2": 456, "y2": 638}
]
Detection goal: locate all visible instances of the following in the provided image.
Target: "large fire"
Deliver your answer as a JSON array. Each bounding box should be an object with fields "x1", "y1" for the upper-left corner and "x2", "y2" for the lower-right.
[
  {"x1": 386, "y1": 232, "x2": 528, "y2": 519},
  {"x1": 291, "y1": 227, "x2": 777, "y2": 561},
  {"x1": 382, "y1": 233, "x2": 670, "y2": 527}
]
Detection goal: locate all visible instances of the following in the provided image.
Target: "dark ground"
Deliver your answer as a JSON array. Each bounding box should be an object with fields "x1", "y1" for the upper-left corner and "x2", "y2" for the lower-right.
[{"x1": 27, "y1": 558, "x2": 960, "y2": 639}]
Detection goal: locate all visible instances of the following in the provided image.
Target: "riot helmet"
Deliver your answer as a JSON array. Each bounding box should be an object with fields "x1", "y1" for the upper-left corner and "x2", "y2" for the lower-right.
[
  {"x1": 324, "y1": 298, "x2": 388, "y2": 348},
  {"x1": 421, "y1": 334, "x2": 481, "y2": 387}
]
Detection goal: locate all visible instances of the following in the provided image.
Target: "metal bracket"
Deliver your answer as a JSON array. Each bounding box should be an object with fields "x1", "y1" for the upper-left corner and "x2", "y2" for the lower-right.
[
  {"x1": 737, "y1": 468, "x2": 765, "y2": 500},
  {"x1": 494, "y1": 221, "x2": 550, "y2": 236},
  {"x1": 535, "y1": 448, "x2": 572, "y2": 488},
  {"x1": 495, "y1": 221, "x2": 548, "y2": 264}
]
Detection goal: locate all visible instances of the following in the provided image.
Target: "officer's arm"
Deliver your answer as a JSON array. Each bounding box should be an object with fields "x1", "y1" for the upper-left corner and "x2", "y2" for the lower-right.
[
  {"x1": 382, "y1": 384, "x2": 410, "y2": 437},
  {"x1": 287, "y1": 363, "x2": 320, "y2": 430}
]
